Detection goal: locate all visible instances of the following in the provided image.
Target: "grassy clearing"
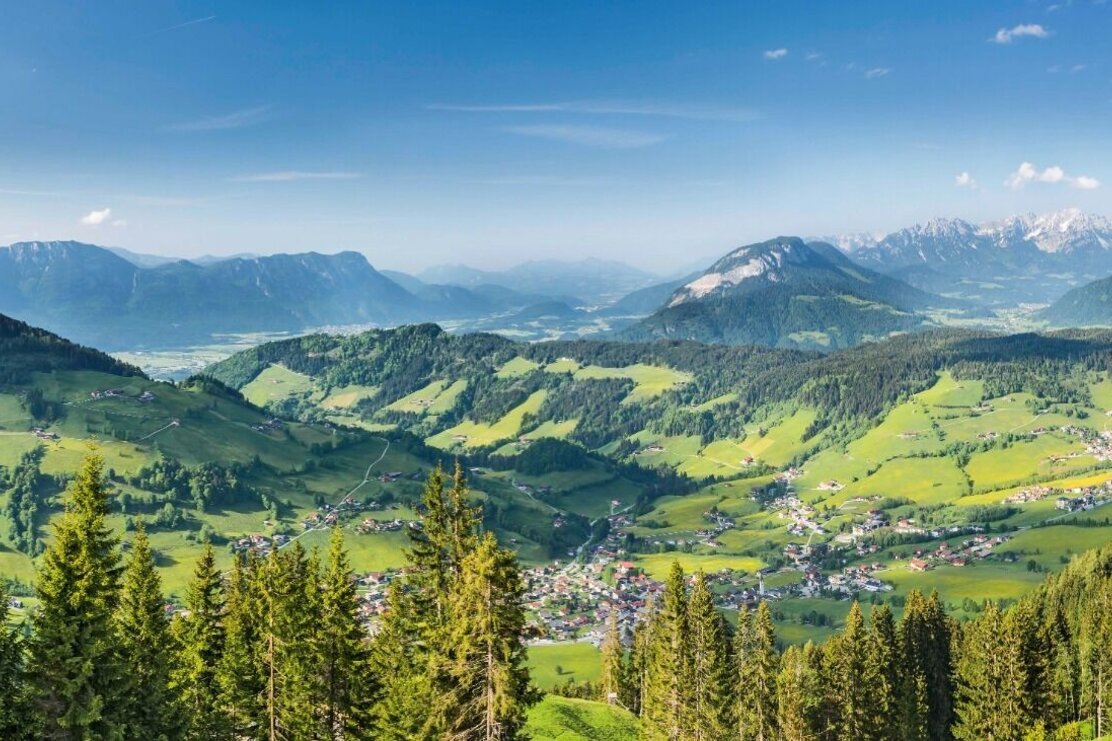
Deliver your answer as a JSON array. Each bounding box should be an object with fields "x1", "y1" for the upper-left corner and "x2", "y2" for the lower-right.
[
  {"x1": 496, "y1": 356, "x2": 541, "y2": 378},
  {"x1": 572, "y1": 363, "x2": 692, "y2": 403},
  {"x1": 382, "y1": 379, "x2": 467, "y2": 416},
  {"x1": 524, "y1": 696, "x2": 639, "y2": 741},
  {"x1": 834, "y1": 457, "x2": 968, "y2": 506},
  {"x1": 965, "y1": 434, "x2": 1091, "y2": 491},
  {"x1": 241, "y1": 364, "x2": 314, "y2": 407},
  {"x1": 542, "y1": 358, "x2": 581, "y2": 374},
  {"x1": 320, "y1": 384, "x2": 378, "y2": 410},
  {"x1": 524, "y1": 419, "x2": 579, "y2": 440},
  {"x1": 635, "y1": 552, "x2": 764, "y2": 580},
  {"x1": 737, "y1": 409, "x2": 820, "y2": 467},
  {"x1": 528, "y1": 643, "x2": 602, "y2": 689},
  {"x1": 916, "y1": 372, "x2": 984, "y2": 408},
  {"x1": 427, "y1": 390, "x2": 549, "y2": 449}
]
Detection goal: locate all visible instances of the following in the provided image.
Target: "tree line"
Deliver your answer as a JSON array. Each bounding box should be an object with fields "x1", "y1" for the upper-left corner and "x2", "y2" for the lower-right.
[
  {"x1": 583, "y1": 550, "x2": 1112, "y2": 741},
  {"x1": 0, "y1": 455, "x2": 534, "y2": 740}
]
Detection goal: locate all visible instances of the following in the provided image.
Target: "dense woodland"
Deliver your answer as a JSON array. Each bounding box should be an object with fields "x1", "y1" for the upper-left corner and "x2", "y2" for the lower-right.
[
  {"x1": 4, "y1": 453, "x2": 1112, "y2": 739},
  {"x1": 208, "y1": 324, "x2": 1112, "y2": 456}
]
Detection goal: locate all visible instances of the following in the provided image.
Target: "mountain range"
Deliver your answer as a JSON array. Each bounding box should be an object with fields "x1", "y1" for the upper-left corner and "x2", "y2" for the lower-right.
[
  {"x1": 5, "y1": 209, "x2": 1112, "y2": 353},
  {"x1": 826, "y1": 208, "x2": 1112, "y2": 304}
]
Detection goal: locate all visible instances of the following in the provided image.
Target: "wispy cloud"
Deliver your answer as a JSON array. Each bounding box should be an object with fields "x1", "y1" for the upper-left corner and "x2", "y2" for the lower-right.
[
  {"x1": 165, "y1": 105, "x2": 274, "y2": 132},
  {"x1": 991, "y1": 23, "x2": 1050, "y2": 43},
  {"x1": 228, "y1": 171, "x2": 365, "y2": 183},
  {"x1": 763, "y1": 48, "x2": 789, "y2": 60},
  {"x1": 502, "y1": 125, "x2": 666, "y2": 149},
  {"x1": 426, "y1": 100, "x2": 756, "y2": 123},
  {"x1": 805, "y1": 51, "x2": 824, "y2": 62},
  {"x1": 955, "y1": 172, "x2": 978, "y2": 189},
  {"x1": 80, "y1": 208, "x2": 113, "y2": 225},
  {"x1": 144, "y1": 15, "x2": 216, "y2": 38},
  {"x1": 1004, "y1": 161, "x2": 1100, "y2": 190},
  {"x1": 864, "y1": 67, "x2": 891, "y2": 79}
]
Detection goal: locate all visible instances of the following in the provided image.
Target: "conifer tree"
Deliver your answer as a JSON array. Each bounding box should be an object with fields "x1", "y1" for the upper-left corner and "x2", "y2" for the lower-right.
[
  {"x1": 1080, "y1": 580, "x2": 1112, "y2": 738},
  {"x1": 28, "y1": 453, "x2": 128, "y2": 738},
  {"x1": 258, "y1": 543, "x2": 322, "y2": 740},
  {"x1": 952, "y1": 602, "x2": 1031, "y2": 741},
  {"x1": 319, "y1": 528, "x2": 373, "y2": 739},
  {"x1": 172, "y1": 541, "x2": 226, "y2": 739},
  {"x1": 642, "y1": 562, "x2": 688, "y2": 740},
  {"x1": 735, "y1": 600, "x2": 778, "y2": 741},
  {"x1": 441, "y1": 531, "x2": 534, "y2": 740},
  {"x1": 897, "y1": 590, "x2": 953, "y2": 741},
  {"x1": 599, "y1": 609, "x2": 627, "y2": 705},
  {"x1": 0, "y1": 581, "x2": 30, "y2": 739},
  {"x1": 116, "y1": 522, "x2": 179, "y2": 739},
  {"x1": 776, "y1": 642, "x2": 821, "y2": 741},
  {"x1": 823, "y1": 601, "x2": 885, "y2": 740},
  {"x1": 628, "y1": 597, "x2": 655, "y2": 717},
  {"x1": 216, "y1": 552, "x2": 264, "y2": 737},
  {"x1": 368, "y1": 580, "x2": 434, "y2": 740},
  {"x1": 867, "y1": 603, "x2": 897, "y2": 736},
  {"x1": 685, "y1": 571, "x2": 729, "y2": 741}
]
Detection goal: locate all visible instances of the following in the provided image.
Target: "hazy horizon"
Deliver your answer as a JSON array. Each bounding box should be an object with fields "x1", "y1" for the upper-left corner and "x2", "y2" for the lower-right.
[{"x1": 2, "y1": 1, "x2": 1110, "y2": 272}]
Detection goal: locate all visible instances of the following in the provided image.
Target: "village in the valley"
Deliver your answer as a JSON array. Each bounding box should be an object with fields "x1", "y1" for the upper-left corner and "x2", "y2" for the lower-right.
[{"x1": 209, "y1": 420, "x2": 1112, "y2": 647}]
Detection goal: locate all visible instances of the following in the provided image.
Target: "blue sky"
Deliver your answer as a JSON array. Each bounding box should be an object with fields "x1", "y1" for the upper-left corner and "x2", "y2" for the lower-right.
[{"x1": 1, "y1": 1, "x2": 1109, "y2": 272}]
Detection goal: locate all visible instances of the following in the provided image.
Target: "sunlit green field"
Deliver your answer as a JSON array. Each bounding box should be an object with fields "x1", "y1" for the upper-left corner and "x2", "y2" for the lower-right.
[
  {"x1": 528, "y1": 642, "x2": 602, "y2": 689},
  {"x1": 427, "y1": 390, "x2": 548, "y2": 449},
  {"x1": 241, "y1": 364, "x2": 314, "y2": 406}
]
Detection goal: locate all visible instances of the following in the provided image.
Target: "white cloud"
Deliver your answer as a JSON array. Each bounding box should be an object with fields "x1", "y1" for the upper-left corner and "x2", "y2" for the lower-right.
[
  {"x1": 805, "y1": 51, "x2": 823, "y2": 62},
  {"x1": 427, "y1": 100, "x2": 756, "y2": 122},
  {"x1": 763, "y1": 48, "x2": 788, "y2": 60},
  {"x1": 228, "y1": 171, "x2": 364, "y2": 183},
  {"x1": 1004, "y1": 161, "x2": 1101, "y2": 190},
  {"x1": 864, "y1": 67, "x2": 891, "y2": 79},
  {"x1": 166, "y1": 105, "x2": 274, "y2": 132},
  {"x1": 502, "y1": 125, "x2": 666, "y2": 149},
  {"x1": 992, "y1": 23, "x2": 1050, "y2": 43},
  {"x1": 955, "y1": 172, "x2": 978, "y2": 188},
  {"x1": 80, "y1": 208, "x2": 112, "y2": 225},
  {"x1": 111, "y1": 219, "x2": 128, "y2": 227},
  {"x1": 1071, "y1": 63, "x2": 1088, "y2": 72}
]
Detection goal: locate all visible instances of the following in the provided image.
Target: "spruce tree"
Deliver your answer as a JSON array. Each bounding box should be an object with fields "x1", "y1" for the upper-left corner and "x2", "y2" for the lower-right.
[
  {"x1": 216, "y1": 552, "x2": 265, "y2": 737},
  {"x1": 599, "y1": 609, "x2": 627, "y2": 705},
  {"x1": 1080, "y1": 580, "x2": 1112, "y2": 738},
  {"x1": 172, "y1": 541, "x2": 226, "y2": 739},
  {"x1": 867, "y1": 603, "x2": 897, "y2": 737},
  {"x1": 28, "y1": 453, "x2": 128, "y2": 739},
  {"x1": 0, "y1": 581, "x2": 30, "y2": 739},
  {"x1": 368, "y1": 580, "x2": 434, "y2": 740},
  {"x1": 776, "y1": 642, "x2": 821, "y2": 741},
  {"x1": 735, "y1": 601, "x2": 778, "y2": 741},
  {"x1": 685, "y1": 571, "x2": 730, "y2": 741},
  {"x1": 441, "y1": 531, "x2": 534, "y2": 740},
  {"x1": 898, "y1": 590, "x2": 953, "y2": 741},
  {"x1": 952, "y1": 602, "x2": 1031, "y2": 741},
  {"x1": 642, "y1": 561, "x2": 688, "y2": 741},
  {"x1": 319, "y1": 528, "x2": 373, "y2": 739},
  {"x1": 823, "y1": 601, "x2": 886, "y2": 740},
  {"x1": 258, "y1": 543, "x2": 323, "y2": 740},
  {"x1": 116, "y1": 522, "x2": 179, "y2": 739},
  {"x1": 628, "y1": 597, "x2": 656, "y2": 717}
]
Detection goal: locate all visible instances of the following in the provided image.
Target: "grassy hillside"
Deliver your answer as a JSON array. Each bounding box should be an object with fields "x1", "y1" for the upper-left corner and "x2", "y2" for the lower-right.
[{"x1": 524, "y1": 696, "x2": 640, "y2": 741}]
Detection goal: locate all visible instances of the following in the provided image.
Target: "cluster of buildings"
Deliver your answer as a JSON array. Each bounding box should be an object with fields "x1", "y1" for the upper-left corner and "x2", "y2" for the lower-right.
[
  {"x1": 30, "y1": 427, "x2": 58, "y2": 441},
  {"x1": 89, "y1": 388, "x2": 156, "y2": 403},
  {"x1": 231, "y1": 532, "x2": 291, "y2": 555},
  {"x1": 905, "y1": 533, "x2": 1011, "y2": 571},
  {"x1": 696, "y1": 509, "x2": 736, "y2": 547},
  {"x1": 252, "y1": 417, "x2": 285, "y2": 433}
]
